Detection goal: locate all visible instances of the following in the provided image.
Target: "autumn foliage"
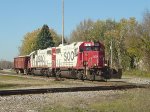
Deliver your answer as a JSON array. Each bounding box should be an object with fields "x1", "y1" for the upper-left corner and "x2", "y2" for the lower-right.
[{"x1": 19, "y1": 11, "x2": 150, "y2": 71}]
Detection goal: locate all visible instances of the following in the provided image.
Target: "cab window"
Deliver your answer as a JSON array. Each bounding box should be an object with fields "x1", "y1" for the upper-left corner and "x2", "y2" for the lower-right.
[
  {"x1": 85, "y1": 46, "x2": 99, "y2": 51},
  {"x1": 85, "y1": 46, "x2": 92, "y2": 51}
]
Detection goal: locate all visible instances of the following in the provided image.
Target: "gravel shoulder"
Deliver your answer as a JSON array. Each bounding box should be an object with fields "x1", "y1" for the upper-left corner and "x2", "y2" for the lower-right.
[
  {"x1": 0, "y1": 88, "x2": 150, "y2": 112},
  {"x1": 119, "y1": 75, "x2": 150, "y2": 85},
  {"x1": 0, "y1": 90, "x2": 126, "y2": 112}
]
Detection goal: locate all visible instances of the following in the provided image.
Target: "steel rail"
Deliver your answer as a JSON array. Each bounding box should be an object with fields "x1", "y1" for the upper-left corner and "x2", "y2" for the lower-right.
[{"x1": 0, "y1": 84, "x2": 147, "y2": 96}]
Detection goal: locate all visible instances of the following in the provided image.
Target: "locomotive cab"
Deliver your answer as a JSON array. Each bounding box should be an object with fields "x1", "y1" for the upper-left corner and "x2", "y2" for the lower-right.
[
  {"x1": 77, "y1": 42, "x2": 108, "y2": 80},
  {"x1": 79, "y1": 42, "x2": 105, "y2": 68}
]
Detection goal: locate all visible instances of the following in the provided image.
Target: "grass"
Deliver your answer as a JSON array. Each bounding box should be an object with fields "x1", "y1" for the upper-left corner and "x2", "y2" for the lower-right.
[
  {"x1": 0, "y1": 73, "x2": 101, "y2": 90},
  {"x1": 0, "y1": 70, "x2": 129, "y2": 90},
  {"x1": 90, "y1": 89, "x2": 150, "y2": 112},
  {"x1": 1, "y1": 70, "x2": 150, "y2": 112},
  {"x1": 0, "y1": 82, "x2": 18, "y2": 89},
  {"x1": 123, "y1": 69, "x2": 150, "y2": 78},
  {"x1": 39, "y1": 106, "x2": 84, "y2": 112},
  {"x1": 0, "y1": 75, "x2": 48, "y2": 90},
  {"x1": 40, "y1": 89, "x2": 150, "y2": 112}
]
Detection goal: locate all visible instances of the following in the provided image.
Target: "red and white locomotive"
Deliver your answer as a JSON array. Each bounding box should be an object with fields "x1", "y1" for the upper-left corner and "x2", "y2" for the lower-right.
[{"x1": 14, "y1": 41, "x2": 113, "y2": 80}]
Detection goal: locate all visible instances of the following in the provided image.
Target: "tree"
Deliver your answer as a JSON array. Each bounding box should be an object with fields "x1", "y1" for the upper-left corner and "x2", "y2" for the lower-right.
[
  {"x1": 70, "y1": 19, "x2": 94, "y2": 42},
  {"x1": 19, "y1": 29, "x2": 40, "y2": 55},
  {"x1": 19, "y1": 25, "x2": 60, "y2": 55},
  {"x1": 49, "y1": 29, "x2": 61, "y2": 47},
  {"x1": 0, "y1": 59, "x2": 13, "y2": 69},
  {"x1": 124, "y1": 18, "x2": 141, "y2": 69},
  {"x1": 138, "y1": 10, "x2": 150, "y2": 71},
  {"x1": 36, "y1": 24, "x2": 54, "y2": 50}
]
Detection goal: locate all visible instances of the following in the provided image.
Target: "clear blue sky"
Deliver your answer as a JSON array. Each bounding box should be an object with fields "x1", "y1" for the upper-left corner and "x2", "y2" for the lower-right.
[{"x1": 0, "y1": 0, "x2": 150, "y2": 61}]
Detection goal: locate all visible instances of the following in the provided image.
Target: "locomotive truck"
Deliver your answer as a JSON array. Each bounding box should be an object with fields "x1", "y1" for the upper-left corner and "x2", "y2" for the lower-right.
[{"x1": 14, "y1": 41, "x2": 121, "y2": 80}]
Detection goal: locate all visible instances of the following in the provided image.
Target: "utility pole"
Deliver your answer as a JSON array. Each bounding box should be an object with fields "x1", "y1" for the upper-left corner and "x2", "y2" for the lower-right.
[
  {"x1": 110, "y1": 38, "x2": 113, "y2": 68},
  {"x1": 62, "y1": 0, "x2": 64, "y2": 45}
]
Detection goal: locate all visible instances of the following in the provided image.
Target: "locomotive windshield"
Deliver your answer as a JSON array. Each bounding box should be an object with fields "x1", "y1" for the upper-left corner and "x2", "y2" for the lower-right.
[
  {"x1": 85, "y1": 46, "x2": 99, "y2": 51},
  {"x1": 80, "y1": 46, "x2": 102, "y2": 52}
]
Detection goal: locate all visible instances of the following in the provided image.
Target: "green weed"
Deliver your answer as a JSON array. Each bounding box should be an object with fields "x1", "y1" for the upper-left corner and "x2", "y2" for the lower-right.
[
  {"x1": 124, "y1": 69, "x2": 150, "y2": 78},
  {"x1": 90, "y1": 89, "x2": 150, "y2": 112}
]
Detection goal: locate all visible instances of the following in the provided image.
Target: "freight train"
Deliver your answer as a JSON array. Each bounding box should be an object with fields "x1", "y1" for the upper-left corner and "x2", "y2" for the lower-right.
[{"x1": 14, "y1": 41, "x2": 121, "y2": 80}]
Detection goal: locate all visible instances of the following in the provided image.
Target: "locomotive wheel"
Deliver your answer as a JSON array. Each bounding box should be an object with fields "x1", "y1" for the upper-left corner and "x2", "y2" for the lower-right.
[
  {"x1": 77, "y1": 72, "x2": 83, "y2": 80},
  {"x1": 44, "y1": 71, "x2": 48, "y2": 77},
  {"x1": 89, "y1": 74, "x2": 95, "y2": 81},
  {"x1": 18, "y1": 70, "x2": 21, "y2": 74},
  {"x1": 15, "y1": 69, "x2": 19, "y2": 74},
  {"x1": 47, "y1": 70, "x2": 53, "y2": 77},
  {"x1": 31, "y1": 69, "x2": 35, "y2": 75},
  {"x1": 102, "y1": 67, "x2": 111, "y2": 79},
  {"x1": 88, "y1": 71, "x2": 95, "y2": 81},
  {"x1": 56, "y1": 70, "x2": 61, "y2": 78}
]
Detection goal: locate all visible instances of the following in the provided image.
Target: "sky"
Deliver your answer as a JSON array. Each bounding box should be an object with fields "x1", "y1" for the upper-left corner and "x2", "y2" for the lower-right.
[{"x1": 0, "y1": 0, "x2": 150, "y2": 61}]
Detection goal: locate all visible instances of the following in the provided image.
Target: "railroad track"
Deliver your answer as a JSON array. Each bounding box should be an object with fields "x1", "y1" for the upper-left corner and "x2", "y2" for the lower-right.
[
  {"x1": 0, "y1": 70, "x2": 150, "y2": 96},
  {"x1": 0, "y1": 84, "x2": 148, "y2": 96}
]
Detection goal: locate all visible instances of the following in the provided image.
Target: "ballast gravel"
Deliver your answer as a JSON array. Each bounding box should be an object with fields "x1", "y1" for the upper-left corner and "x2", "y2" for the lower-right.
[
  {"x1": 0, "y1": 90, "x2": 125, "y2": 112},
  {"x1": 127, "y1": 77, "x2": 150, "y2": 85},
  {"x1": 118, "y1": 76, "x2": 150, "y2": 85},
  {"x1": 0, "y1": 75, "x2": 150, "y2": 112}
]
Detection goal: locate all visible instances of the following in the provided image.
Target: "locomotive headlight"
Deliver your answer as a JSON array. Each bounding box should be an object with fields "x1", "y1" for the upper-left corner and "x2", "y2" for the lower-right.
[
  {"x1": 104, "y1": 63, "x2": 108, "y2": 66},
  {"x1": 83, "y1": 61, "x2": 88, "y2": 66}
]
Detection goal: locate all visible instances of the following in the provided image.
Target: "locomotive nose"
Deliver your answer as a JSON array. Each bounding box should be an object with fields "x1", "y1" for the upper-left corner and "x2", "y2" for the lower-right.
[
  {"x1": 90, "y1": 52, "x2": 100, "y2": 66},
  {"x1": 84, "y1": 51, "x2": 104, "y2": 68}
]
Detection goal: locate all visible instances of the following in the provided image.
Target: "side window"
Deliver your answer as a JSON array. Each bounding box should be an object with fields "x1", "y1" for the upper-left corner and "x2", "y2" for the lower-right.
[
  {"x1": 35, "y1": 50, "x2": 37, "y2": 55},
  {"x1": 100, "y1": 48, "x2": 104, "y2": 52},
  {"x1": 33, "y1": 51, "x2": 37, "y2": 59},
  {"x1": 80, "y1": 47, "x2": 83, "y2": 52},
  {"x1": 93, "y1": 46, "x2": 99, "y2": 51},
  {"x1": 47, "y1": 50, "x2": 52, "y2": 55},
  {"x1": 33, "y1": 54, "x2": 35, "y2": 59},
  {"x1": 74, "y1": 48, "x2": 78, "y2": 56},
  {"x1": 56, "y1": 48, "x2": 61, "y2": 54}
]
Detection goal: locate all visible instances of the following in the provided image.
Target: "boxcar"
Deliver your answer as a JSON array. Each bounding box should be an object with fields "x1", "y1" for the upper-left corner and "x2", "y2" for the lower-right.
[{"x1": 14, "y1": 56, "x2": 30, "y2": 74}]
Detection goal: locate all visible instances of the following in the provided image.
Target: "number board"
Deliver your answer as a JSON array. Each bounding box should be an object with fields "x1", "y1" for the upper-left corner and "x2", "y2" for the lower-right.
[
  {"x1": 36, "y1": 55, "x2": 45, "y2": 62},
  {"x1": 64, "y1": 51, "x2": 75, "y2": 61}
]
